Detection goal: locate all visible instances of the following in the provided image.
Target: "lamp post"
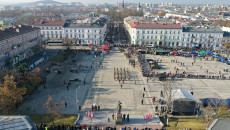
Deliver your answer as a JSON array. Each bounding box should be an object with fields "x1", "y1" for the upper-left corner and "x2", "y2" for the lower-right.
[{"x1": 76, "y1": 86, "x2": 79, "y2": 112}]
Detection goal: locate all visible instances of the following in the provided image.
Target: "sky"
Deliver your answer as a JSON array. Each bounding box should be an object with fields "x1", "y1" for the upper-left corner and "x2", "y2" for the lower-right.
[{"x1": 0, "y1": 0, "x2": 229, "y2": 5}]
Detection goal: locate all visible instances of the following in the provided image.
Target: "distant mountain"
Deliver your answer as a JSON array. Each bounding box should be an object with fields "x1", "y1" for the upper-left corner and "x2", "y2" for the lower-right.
[{"x1": 33, "y1": 0, "x2": 65, "y2": 4}]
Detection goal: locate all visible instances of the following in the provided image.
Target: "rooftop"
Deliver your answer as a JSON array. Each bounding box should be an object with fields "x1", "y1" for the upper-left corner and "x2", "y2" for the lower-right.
[
  {"x1": 0, "y1": 115, "x2": 36, "y2": 130},
  {"x1": 0, "y1": 25, "x2": 39, "y2": 41},
  {"x1": 32, "y1": 20, "x2": 65, "y2": 26},
  {"x1": 208, "y1": 119, "x2": 230, "y2": 130},
  {"x1": 183, "y1": 26, "x2": 223, "y2": 33},
  {"x1": 129, "y1": 22, "x2": 182, "y2": 29},
  {"x1": 64, "y1": 18, "x2": 107, "y2": 28}
]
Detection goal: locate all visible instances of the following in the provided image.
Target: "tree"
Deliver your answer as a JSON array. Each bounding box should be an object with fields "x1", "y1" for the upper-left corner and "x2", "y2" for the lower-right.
[
  {"x1": 63, "y1": 38, "x2": 77, "y2": 51},
  {"x1": 159, "y1": 11, "x2": 166, "y2": 16},
  {"x1": 18, "y1": 63, "x2": 28, "y2": 76},
  {"x1": 0, "y1": 74, "x2": 27, "y2": 114},
  {"x1": 43, "y1": 95, "x2": 64, "y2": 123},
  {"x1": 162, "y1": 80, "x2": 177, "y2": 116}
]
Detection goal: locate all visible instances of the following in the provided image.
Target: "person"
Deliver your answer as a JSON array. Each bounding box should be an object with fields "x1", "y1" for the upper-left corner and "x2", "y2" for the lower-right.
[
  {"x1": 192, "y1": 62, "x2": 193, "y2": 66},
  {"x1": 127, "y1": 114, "x2": 129, "y2": 122},
  {"x1": 141, "y1": 99, "x2": 143, "y2": 105},
  {"x1": 112, "y1": 113, "x2": 114, "y2": 120},
  {"x1": 84, "y1": 79, "x2": 86, "y2": 85},
  {"x1": 144, "y1": 87, "x2": 146, "y2": 92},
  {"x1": 135, "y1": 80, "x2": 136, "y2": 85},
  {"x1": 65, "y1": 101, "x2": 67, "y2": 108},
  {"x1": 121, "y1": 84, "x2": 123, "y2": 89},
  {"x1": 43, "y1": 84, "x2": 46, "y2": 89},
  {"x1": 143, "y1": 93, "x2": 145, "y2": 98},
  {"x1": 123, "y1": 114, "x2": 126, "y2": 120},
  {"x1": 67, "y1": 85, "x2": 69, "y2": 90},
  {"x1": 147, "y1": 78, "x2": 149, "y2": 83}
]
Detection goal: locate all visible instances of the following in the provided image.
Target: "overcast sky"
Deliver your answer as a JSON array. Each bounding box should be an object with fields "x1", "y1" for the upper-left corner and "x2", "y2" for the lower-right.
[{"x1": 0, "y1": 0, "x2": 229, "y2": 5}]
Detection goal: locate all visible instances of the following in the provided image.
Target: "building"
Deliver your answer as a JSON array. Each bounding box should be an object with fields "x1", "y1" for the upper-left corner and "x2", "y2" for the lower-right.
[
  {"x1": 0, "y1": 116, "x2": 36, "y2": 130},
  {"x1": 0, "y1": 25, "x2": 42, "y2": 71},
  {"x1": 181, "y1": 26, "x2": 223, "y2": 50},
  {"x1": 208, "y1": 119, "x2": 230, "y2": 130},
  {"x1": 222, "y1": 32, "x2": 230, "y2": 50},
  {"x1": 124, "y1": 17, "x2": 182, "y2": 47},
  {"x1": 32, "y1": 20, "x2": 65, "y2": 41},
  {"x1": 63, "y1": 17, "x2": 109, "y2": 44}
]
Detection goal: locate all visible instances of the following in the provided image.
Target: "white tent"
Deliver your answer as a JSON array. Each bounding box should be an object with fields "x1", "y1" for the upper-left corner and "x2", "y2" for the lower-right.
[
  {"x1": 171, "y1": 89, "x2": 196, "y2": 115},
  {"x1": 172, "y1": 89, "x2": 196, "y2": 101}
]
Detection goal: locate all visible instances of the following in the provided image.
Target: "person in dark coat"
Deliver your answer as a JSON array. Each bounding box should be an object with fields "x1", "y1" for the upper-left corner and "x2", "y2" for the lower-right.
[
  {"x1": 141, "y1": 99, "x2": 143, "y2": 105},
  {"x1": 123, "y1": 114, "x2": 126, "y2": 120},
  {"x1": 127, "y1": 114, "x2": 129, "y2": 122}
]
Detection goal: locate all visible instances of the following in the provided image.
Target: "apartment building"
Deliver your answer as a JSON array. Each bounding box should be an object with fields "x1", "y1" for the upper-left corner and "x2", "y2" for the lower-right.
[
  {"x1": 63, "y1": 18, "x2": 108, "y2": 44},
  {"x1": 32, "y1": 20, "x2": 65, "y2": 41},
  {"x1": 0, "y1": 25, "x2": 42, "y2": 71},
  {"x1": 124, "y1": 17, "x2": 182, "y2": 47},
  {"x1": 181, "y1": 27, "x2": 223, "y2": 50}
]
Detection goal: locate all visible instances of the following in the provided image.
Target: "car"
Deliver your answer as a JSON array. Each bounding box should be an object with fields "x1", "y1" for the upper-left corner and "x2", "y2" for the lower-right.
[{"x1": 40, "y1": 52, "x2": 46, "y2": 56}]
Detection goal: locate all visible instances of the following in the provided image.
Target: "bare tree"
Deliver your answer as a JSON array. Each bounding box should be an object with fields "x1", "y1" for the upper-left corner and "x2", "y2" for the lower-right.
[
  {"x1": 62, "y1": 38, "x2": 77, "y2": 51},
  {"x1": 43, "y1": 95, "x2": 64, "y2": 123},
  {"x1": 201, "y1": 100, "x2": 230, "y2": 128},
  {"x1": 161, "y1": 80, "x2": 177, "y2": 116}
]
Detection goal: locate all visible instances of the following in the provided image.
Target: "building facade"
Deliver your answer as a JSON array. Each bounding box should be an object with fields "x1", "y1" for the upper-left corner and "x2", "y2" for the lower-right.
[
  {"x1": 181, "y1": 27, "x2": 223, "y2": 50},
  {"x1": 63, "y1": 18, "x2": 108, "y2": 44},
  {"x1": 0, "y1": 25, "x2": 42, "y2": 71},
  {"x1": 124, "y1": 17, "x2": 182, "y2": 47},
  {"x1": 32, "y1": 20, "x2": 65, "y2": 41}
]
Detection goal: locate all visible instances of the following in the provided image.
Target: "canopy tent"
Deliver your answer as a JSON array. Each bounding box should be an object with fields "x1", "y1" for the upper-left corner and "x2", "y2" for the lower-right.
[
  {"x1": 88, "y1": 43, "x2": 93, "y2": 47},
  {"x1": 172, "y1": 51, "x2": 177, "y2": 54},
  {"x1": 223, "y1": 99, "x2": 230, "y2": 106},
  {"x1": 171, "y1": 89, "x2": 196, "y2": 115},
  {"x1": 206, "y1": 51, "x2": 213, "y2": 54},
  {"x1": 190, "y1": 51, "x2": 198, "y2": 54},
  {"x1": 177, "y1": 50, "x2": 183, "y2": 53},
  {"x1": 155, "y1": 49, "x2": 169, "y2": 55},
  {"x1": 200, "y1": 51, "x2": 206, "y2": 54},
  {"x1": 200, "y1": 98, "x2": 224, "y2": 107},
  {"x1": 102, "y1": 45, "x2": 109, "y2": 52}
]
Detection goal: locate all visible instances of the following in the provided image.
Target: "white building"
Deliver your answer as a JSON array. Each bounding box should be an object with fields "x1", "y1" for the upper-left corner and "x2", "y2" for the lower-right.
[
  {"x1": 63, "y1": 18, "x2": 108, "y2": 44},
  {"x1": 180, "y1": 26, "x2": 223, "y2": 50},
  {"x1": 32, "y1": 20, "x2": 65, "y2": 41},
  {"x1": 124, "y1": 17, "x2": 182, "y2": 47}
]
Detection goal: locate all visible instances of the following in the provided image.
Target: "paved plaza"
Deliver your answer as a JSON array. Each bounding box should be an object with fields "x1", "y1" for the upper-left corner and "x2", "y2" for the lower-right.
[
  {"x1": 19, "y1": 51, "x2": 99, "y2": 114},
  {"x1": 144, "y1": 54, "x2": 230, "y2": 100},
  {"x1": 19, "y1": 46, "x2": 230, "y2": 127}
]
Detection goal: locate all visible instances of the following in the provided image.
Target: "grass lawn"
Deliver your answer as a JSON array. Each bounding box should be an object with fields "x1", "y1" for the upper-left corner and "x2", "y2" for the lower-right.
[
  {"x1": 53, "y1": 51, "x2": 70, "y2": 63},
  {"x1": 28, "y1": 114, "x2": 77, "y2": 126},
  {"x1": 161, "y1": 117, "x2": 207, "y2": 130}
]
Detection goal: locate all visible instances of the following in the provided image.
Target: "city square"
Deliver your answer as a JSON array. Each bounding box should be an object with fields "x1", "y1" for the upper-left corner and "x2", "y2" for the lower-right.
[{"x1": 1, "y1": 0, "x2": 230, "y2": 129}]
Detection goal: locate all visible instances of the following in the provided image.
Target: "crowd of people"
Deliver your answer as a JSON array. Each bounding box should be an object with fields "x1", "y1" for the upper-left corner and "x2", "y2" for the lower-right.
[{"x1": 36, "y1": 124, "x2": 169, "y2": 130}]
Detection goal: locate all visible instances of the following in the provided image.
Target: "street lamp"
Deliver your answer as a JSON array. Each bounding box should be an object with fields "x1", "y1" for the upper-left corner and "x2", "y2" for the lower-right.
[{"x1": 76, "y1": 86, "x2": 79, "y2": 112}]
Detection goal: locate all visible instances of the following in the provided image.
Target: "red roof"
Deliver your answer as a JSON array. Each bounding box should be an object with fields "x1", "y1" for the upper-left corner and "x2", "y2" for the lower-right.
[
  {"x1": 32, "y1": 20, "x2": 65, "y2": 26},
  {"x1": 129, "y1": 22, "x2": 182, "y2": 29}
]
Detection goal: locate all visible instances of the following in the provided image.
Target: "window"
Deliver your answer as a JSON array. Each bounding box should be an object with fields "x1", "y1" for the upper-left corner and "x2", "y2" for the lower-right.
[
  {"x1": 143, "y1": 31, "x2": 145, "y2": 34},
  {"x1": 147, "y1": 31, "x2": 149, "y2": 34},
  {"x1": 137, "y1": 31, "x2": 139, "y2": 34}
]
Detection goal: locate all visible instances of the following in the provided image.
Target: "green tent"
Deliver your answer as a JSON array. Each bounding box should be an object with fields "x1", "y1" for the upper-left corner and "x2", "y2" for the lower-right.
[{"x1": 200, "y1": 51, "x2": 206, "y2": 54}]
